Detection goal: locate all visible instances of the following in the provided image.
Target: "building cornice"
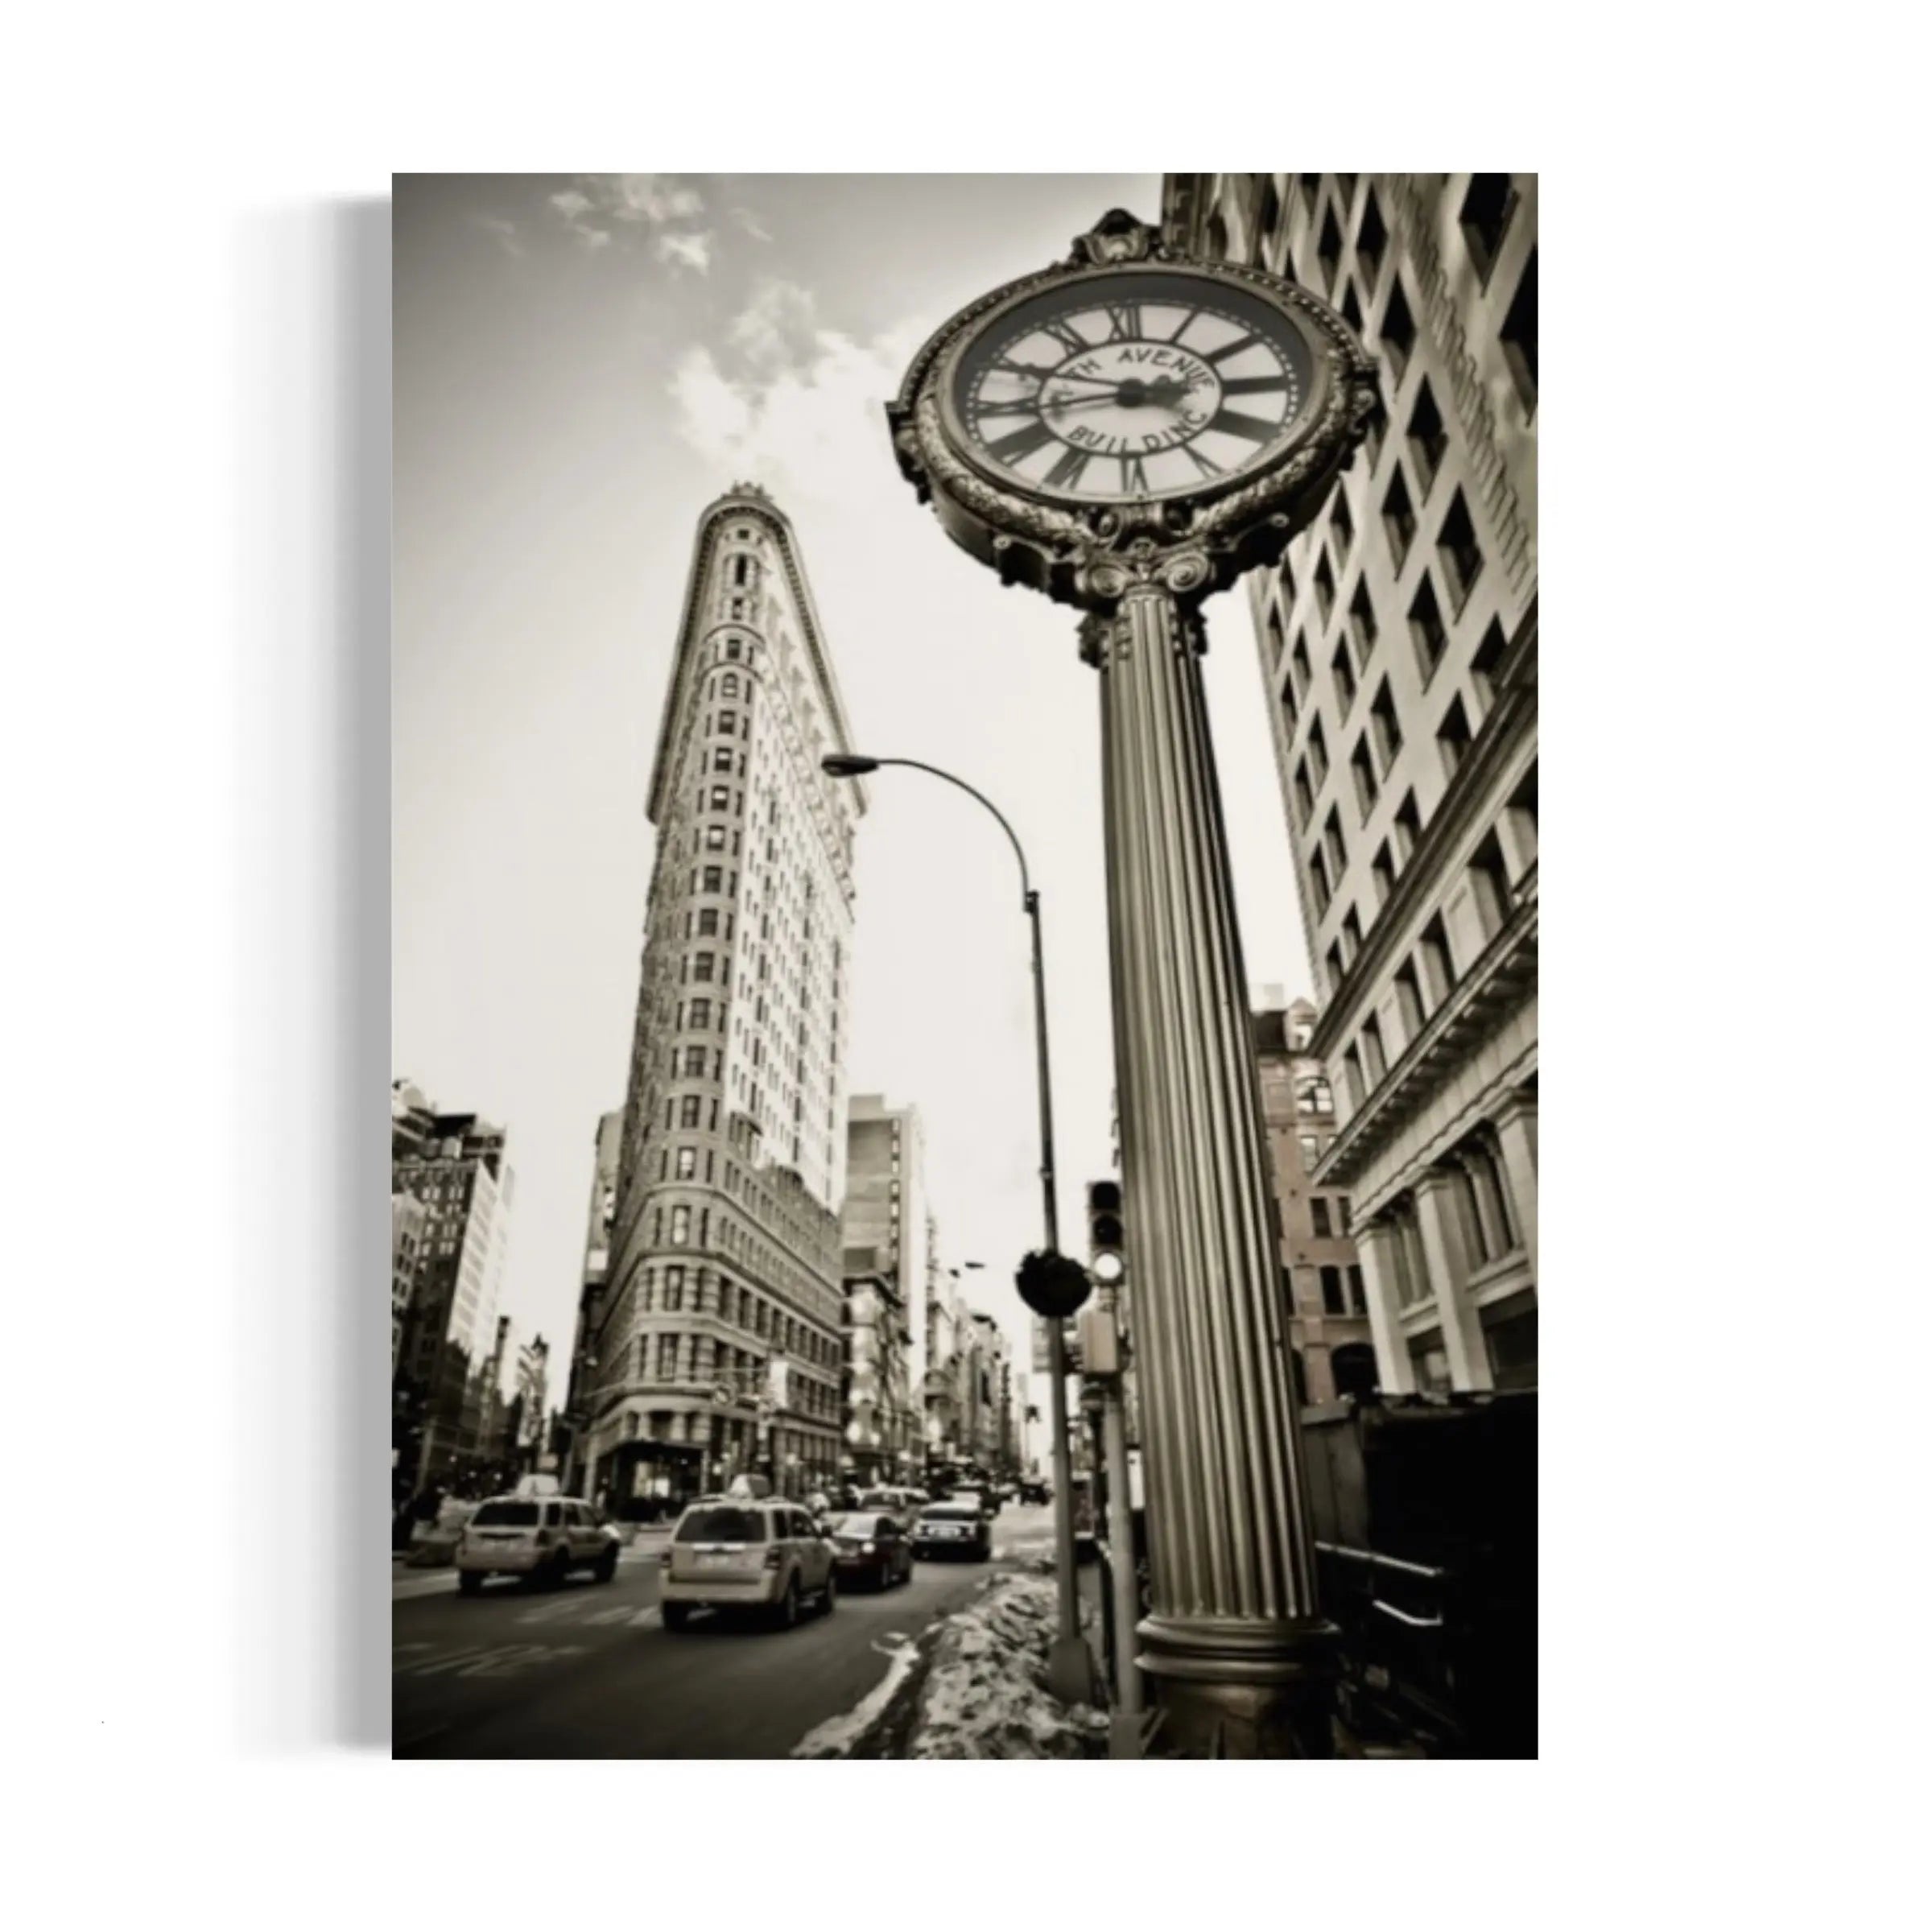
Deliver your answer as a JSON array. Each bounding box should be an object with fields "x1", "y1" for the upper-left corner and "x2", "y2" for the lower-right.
[
  {"x1": 1312, "y1": 880, "x2": 1538, "y2": 1193},
  {"x1": 1310, "y1": 598, "x2": 1538, "y2": 1061}
]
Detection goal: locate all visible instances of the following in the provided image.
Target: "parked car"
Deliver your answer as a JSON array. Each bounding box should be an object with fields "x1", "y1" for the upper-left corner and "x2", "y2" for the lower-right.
[
  {"x1": 824, "y1": 1511, "x2": 914, "y2": 1591},
  {"x1": 660, "y1": 1498, "x2": 836, "y2": 1631},
  {"x1": 912, "y1": 1500, "x2": 993, "y2": 1562},
  {"x1": 456, "y1": 1495, "x2": 619, "y2": 1593}
]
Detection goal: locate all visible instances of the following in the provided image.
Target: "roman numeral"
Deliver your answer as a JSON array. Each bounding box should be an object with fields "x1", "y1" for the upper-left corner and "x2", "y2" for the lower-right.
[
  {"x1": 1203, "y1": 332, "x2": 1258, "y2": 365},
  {"x1": 1041, "y1": 317, "x2": 1088, "y2": 355},
  {"x1": 1166, "y1": 307, "x2": 1202, "y2": 343},
  {"x1": 1043, "y1": 445, "x2": 1092, "y2": 489},
  {"x1": 986, "y1": 419, "x2": 1056, "y2": 465},
  {"x1": 1220, "y1": 374, "x2": 1289, "y2": 395},
  {"x1": 1103, "y1": 303, "x2": 1143, "y2": 342},
  {"x1": 1208, "y1": 407, "x2": 1276, "y2": 441},
  {"x1": 1120, "y1": 453, "x2": 1150, "y2": 493},
  {"x1": 1183, "y1": 444, "x2": 1224, "y2": 478}
]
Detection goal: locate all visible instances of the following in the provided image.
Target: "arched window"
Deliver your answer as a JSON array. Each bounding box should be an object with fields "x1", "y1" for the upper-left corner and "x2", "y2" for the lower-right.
[
  {"x1": 721, "y1": 673, "x2": 739, "y2": 698},
  {"x1": 1331, "y1": 1343, "x2": 1377, "y2": 1399},
  {"x1": 1459, "y1": 1132, "x2": 1519, "y2": 1261}
]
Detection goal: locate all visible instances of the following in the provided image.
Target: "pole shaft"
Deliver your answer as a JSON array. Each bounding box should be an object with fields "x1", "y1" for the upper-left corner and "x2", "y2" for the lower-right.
[
  {"x1": 1095, "y1": 584, "x2": 1335, "y2": 1757},
  {"x1": 1098, "y1": 1327, "x2": 1143, "y2": 1717}
]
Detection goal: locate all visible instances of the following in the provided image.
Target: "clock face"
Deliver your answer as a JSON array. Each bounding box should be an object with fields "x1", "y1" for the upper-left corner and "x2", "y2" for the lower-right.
[{"x1": 948, "y1": 268, "x2": 1319, "y2": 506}]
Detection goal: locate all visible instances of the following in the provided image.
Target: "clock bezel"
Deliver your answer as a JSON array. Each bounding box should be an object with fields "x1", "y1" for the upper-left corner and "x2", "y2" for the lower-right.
[{"x1": 935, "y1": 259, "x2": 1335, "y2": 513}]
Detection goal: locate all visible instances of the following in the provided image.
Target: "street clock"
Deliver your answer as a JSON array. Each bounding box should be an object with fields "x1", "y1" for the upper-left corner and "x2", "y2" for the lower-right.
[{"x1": 889, "y1": 209, "x2": 1378, "y2": 612}]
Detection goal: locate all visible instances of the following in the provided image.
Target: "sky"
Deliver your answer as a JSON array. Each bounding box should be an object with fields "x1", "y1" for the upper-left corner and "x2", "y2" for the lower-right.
[{"x1": 394, "y1": 173, "x2": 1317, "y2": 1401}]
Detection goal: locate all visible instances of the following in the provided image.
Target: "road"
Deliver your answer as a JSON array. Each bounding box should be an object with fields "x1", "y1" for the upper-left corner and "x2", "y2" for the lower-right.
[{"x1": 394, "y1": 1503, "x2": 1059, "y2": 1758}]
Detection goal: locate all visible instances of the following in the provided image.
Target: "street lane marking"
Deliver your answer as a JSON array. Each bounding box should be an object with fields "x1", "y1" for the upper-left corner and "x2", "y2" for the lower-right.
[
  {"x1": 396, "y1": 1642, "x2": 587, "y2": 1680},
  {"x1": 517, "y1": 1597, "x2": 591, "y2": 1624},
  {"x1": 628, "y1": 1606, "x2": 660, "y2": 1628}
]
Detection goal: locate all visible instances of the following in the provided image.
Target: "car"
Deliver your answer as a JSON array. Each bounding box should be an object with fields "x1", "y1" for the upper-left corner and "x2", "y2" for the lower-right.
[
  {"x1": 456, "y1": 1494, "x2": 619, "y2": 1593},
  {"x1": 947, "y1": 1487, "x2": 993, "y2": 1519},
  {"x1": 912, "y1": 1500, "x2": 993, "y2": 1563},
  {"x1": 824, "y1": 1511, "x2": 914, "y2": 1591},
  {"x1": 857, "y1": 1485, "x2": 927, "y2": 1525},
  {"x1": 659, "y1": 1498, "x2": 837, "y2": 1631},
  {"x1": 1018, "y1": 1479, "x2": 1050, "y2": 1506}
]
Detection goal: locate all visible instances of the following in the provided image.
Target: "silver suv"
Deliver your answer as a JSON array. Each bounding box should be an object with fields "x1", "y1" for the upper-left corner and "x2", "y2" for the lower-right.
[
  {"x1": 456, "y1": 1495, "x2": 620, "y2": 1593},
  {"x1": 660, "y1": 1500, "x2": 836, "y2": 1631}
]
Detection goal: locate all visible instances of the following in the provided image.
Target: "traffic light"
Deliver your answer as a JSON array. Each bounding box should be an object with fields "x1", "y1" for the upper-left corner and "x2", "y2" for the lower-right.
[{"x1": 1087, "y1": 1179, "x2": 1125, "y2": 1287}]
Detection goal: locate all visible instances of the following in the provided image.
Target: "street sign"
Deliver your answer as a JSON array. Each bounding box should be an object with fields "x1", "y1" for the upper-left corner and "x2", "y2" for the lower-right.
[{"x1": 712, "y1": 1383, "x2": 734, "y2": 1406}]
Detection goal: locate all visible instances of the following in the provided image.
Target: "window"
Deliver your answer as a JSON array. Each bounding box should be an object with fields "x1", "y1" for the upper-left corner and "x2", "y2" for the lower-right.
[
  {"x1": 1361, "y1": 1013, "x2": 1386, "y2": 1081},
  {"x1": 1371, "y1": 840, "x2": 1395, "y2": 903},
  {"x1": 679, "y1": 1095, "x2": 701, "y2": 1129},
  {"x1": 1468, "y1": 827, "x2": 1513, "y2": 940},
  {"x1": 1459, "y1": 173, "x2": 1517, "y2": 286},
  {"x1": 1340, "y1": 280, "x2": 1364, "y2": 336},
  {"x1": 1291, "y1": 635, "x2": 1311, "y2": 699},
  {"x1": 1348, "y1": 580, "x2": 1377, "y2": 667},
  {"x1": 1309, "y1": 844, "x2": 1331, "y2": 914},
  {"x1": 1333, "y1": 640, "x2": 1358, "y2": 717},
  {"x1": 1501, "y1": 248, "x2": 1537, "y2": 413},
  {"x1": 1356, "y1": 188, "x2": 1387, "y2": 287},
  {"x1": 1314, "y1": 551, "x2": 1335, "y2": 621},
  {"x1": 1265, "y1": 601, "x2": 1286, "y2": 673},
  {"x1": 1368, "y1": 679, "x2": 1402, "y2": 772},
  {"x1": 692, "y1": 952, "x2": 715, "y2": 983},
  {"x1": 1406, "y1": 379, "x2": 1448, "y2": 498},
  {"x1": 1435, "y1": 488, "x2": 1484, "y2": 609},
  {"x1": 1318, "y1": 208, "x2": 1343, "y2": 290},
  {"x1": 1298, "y1": 173, "x2": 1321, "y2": 213},
  {"x1": 1255, "y1": 175, "x2": 1283, "y2": 261},
  {"x1": 663, "y1": 1264, "x2": 686, "y2": 1311},
  {"x1": 1438, "y1": 695, "x2": 1472, "y2": 778},
  {"x1": 683, "y1": 1045, "x2": 706, "y2": 1076},
  {"x1": 1323, "y1": 806, "x2": 1347, "y2": 882},
  {"x1": 710, "y1": 786, "x2": 731, "y2": 810},
  {"x1": 1350, "y1": 735, "x2": 1378, "y2": 819},
  {"x1": 1418, "y1": 913, "x2": 1455, "y2": 1005},
  {"x1": 721, "y1": 674, "x2": 739, "y2": 698},
  {"x1": 732, "y1": 555, "x2": 749, "y2": 588},
  {"x1": 705, "y1": 826, "x2": 726, "y2": 851},
  {"x1": 1298, "y1": 1132, "x2": 1321, "y2": 1169},
  {"x1": 1341, "y1": 906, "x2": 1363, "y2": 962},
  {"x1": 1308, "y1": 718, "x2": 1328, "y2": 787},
  {"x1": 711, "y1": 748, "x2": 733, "y2": 774},
  {"x1": 669, "y1": 1206, "x2": 691, "y2": 1246},
  {"x1": 1296, "y1": 1076, "x2": 1333, "y2": 1117},
  {"x1": 1394, "y1": 958, "x2": 1427, "y2": 1036},
  {"x1": 1378, "y1": 278, "x2": 1417, "y2": 384},
  {"x1": 1320, "y1": 1265, "x2": 1347, "y2": 1316},
  {"x1": 1341, "y1": 1044, "x2": 1365, "y2": 1108},
  {"x1": 1410, "y1": 576, "x2": 1447, "y2": 680},
  {"x1": 1325, "y1": 942, "x2": 1345, "y2": 997},
  {"x1": 1311, "y1": 1197, "x2": 1332, "y2": 1238},
  {"x1": 1382, "y1": 468, "x2": 1417, "y2": 568},
  {"x1": 1393, "y1": 790, "x2": 1422, "y2": 861},
  {"x1": 1471, "y1": 617, "x2": 1508, "y2": 714},
  {"x1": 701, "y1": 865, "x2": 723, "y2": 894},
  {"x1": 696, "y1": 908, "x2": 719, "y2": 937},
  {"x1": 1506, "y1": 763, "x2": 1538, "y2": 871}
]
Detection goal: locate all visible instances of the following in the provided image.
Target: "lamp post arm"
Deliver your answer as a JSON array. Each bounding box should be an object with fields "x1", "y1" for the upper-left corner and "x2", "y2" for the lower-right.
[{"x1": 866, "y1": 758, "x2": 1032, "y2": 910}]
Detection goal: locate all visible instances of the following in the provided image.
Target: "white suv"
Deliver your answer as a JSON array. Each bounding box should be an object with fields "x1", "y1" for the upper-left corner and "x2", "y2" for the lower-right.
[
  {"x1": 456, "y1": 1495, "x2": 620, "y2": 1593},
  {"x1": 661, "y1": 1499, "x2": 836, "y2": 1631}
]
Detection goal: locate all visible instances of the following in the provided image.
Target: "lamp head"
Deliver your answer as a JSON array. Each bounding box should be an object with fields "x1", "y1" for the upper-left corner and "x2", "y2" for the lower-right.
[{"x1": 821, "y1": 753, "x2": 880, "y2": 778}]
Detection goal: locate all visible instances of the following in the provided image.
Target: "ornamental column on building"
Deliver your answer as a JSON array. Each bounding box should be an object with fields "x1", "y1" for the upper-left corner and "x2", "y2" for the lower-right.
[
  {"x1": 1492, "y1": 1092, "x2": 1539, "y2": 1284},
  {"x1": 1352, "y1": 1219, "x2": 1418, "y2": 1396},
  {"x1": 1412, "y1": 1170, "x2": 1493, "y2": 1392}
]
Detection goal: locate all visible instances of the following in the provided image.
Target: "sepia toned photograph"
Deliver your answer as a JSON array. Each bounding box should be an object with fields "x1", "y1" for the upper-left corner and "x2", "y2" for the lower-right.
[{"x1": 391, "y1": 171, "x2": 1538, "y2": 1760}]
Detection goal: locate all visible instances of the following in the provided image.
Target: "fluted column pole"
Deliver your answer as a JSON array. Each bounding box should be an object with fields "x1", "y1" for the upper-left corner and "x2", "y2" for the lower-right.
[{"x1": 1091, "y1": 579, "x2": 1337, "y2": 1757}]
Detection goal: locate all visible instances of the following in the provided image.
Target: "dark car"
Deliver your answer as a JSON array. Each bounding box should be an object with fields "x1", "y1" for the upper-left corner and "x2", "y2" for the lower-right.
[
  {"x1": 912, "y1": 1500, "x2": 993, "y2": 1563},
  {"x1": 824, "y1": 1511, "x2": 914, "y2": 1590},
  {"x1": 1018, "y1": 1479, "x2": 1050, "y2": 1506}
]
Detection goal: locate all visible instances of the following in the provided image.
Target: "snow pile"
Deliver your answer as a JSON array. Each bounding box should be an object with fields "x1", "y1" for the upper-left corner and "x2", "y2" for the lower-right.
[
  {"x1": 791, "y1": 1634, "x2": 923, "y2": 1760},
  {"x1": 905, "y1": 1576, "x2": 1108, "y2": 1760}
]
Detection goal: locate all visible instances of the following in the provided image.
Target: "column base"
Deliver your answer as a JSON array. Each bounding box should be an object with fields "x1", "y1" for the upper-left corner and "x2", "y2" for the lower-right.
[{"x1": 1138, "y1": 1613, "x2": 1340, "y2": 1759}]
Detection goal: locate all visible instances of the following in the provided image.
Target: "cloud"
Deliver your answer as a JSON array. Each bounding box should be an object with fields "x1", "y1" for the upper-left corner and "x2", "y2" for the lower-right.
[
  {"x1": 654, "y1": 230, "x2": 713, "y2": 276},
  {"x1": 470, "y1": 213, "x2": 524, "y2": 258},
  {"x1": 730, "y1": 206, "x2": 773, "y2": 242},
  {"x1": 546, "y1": 174, "x2": 709, "y2": 256},
  {"x1": 669, "y1": 279, "x2": 929, "y2": 514}
]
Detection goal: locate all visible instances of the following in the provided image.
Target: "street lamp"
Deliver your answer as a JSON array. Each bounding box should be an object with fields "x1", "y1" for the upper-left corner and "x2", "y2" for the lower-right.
[{"x1": 823, "y1": 752, "x2": 1096, "y2": 1707}]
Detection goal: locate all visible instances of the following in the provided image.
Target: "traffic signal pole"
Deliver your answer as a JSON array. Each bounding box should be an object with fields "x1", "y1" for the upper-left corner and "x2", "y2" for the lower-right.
[{"x1": 1028, "y1": 887, "x2": 1099, "y2": 1708}]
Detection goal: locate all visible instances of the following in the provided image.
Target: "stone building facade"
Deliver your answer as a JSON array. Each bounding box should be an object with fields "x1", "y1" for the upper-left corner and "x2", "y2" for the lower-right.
[{"x1": 1165, "y1": 175, "x2": 1538, "y2": 1394}]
